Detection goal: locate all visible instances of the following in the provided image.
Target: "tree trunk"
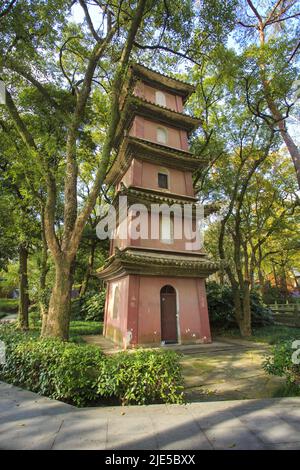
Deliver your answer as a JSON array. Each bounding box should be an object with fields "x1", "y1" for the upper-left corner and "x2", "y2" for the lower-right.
[
  {"x1": 240, "y1": 281, "x2": 252, "y2": 337},
  {"x1": 41, "y1": 258, "x2": 73, "y2": 340},
  {"x1": 79, "y1": 242, "x2": 96, "y2": 298},
  {"x1": 232, "y1": 282, "x2": 252, "y2": 337},
  {"x1": 258, "y1": 25, "x2": 300, "y2": 189},
  {"x1": 40, "y1": 211, "x2": 49, "y2": 335},
  {"x1": 18, "y1": 243, "x2": 29, "y2": 330},
  {"x1": 272, "y1": 262, "x2": 279, "y2": 289}
]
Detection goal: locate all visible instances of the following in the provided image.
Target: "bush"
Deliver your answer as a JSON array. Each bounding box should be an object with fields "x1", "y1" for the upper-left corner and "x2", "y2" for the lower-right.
[
  {"x1": 263, "y1": 340, "x2": 300, "y2": 389},
  {"x1": 0, "y1": 326, "x2": 184, "y2": 406},
  {"x1": 0, "y1": 327, "x2": 104, "y2": 406},
  {"x1": 97, "y1": 350, "x2": 184, "y2": 405},
  {"x1": 71, "y1": 290, "x2": 106, "y2": 322},
  {"x1": 0, "y1": 298, "x2": 18, "y2": 313},
  {"x1": 206, "y1": 281, "x2": 274, "y2": 329}
]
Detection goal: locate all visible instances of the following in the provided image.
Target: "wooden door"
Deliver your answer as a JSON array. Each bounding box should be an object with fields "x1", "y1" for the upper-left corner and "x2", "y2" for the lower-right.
[{"x1": 160, "y1": 285, "x2": 177, "y2": 343}]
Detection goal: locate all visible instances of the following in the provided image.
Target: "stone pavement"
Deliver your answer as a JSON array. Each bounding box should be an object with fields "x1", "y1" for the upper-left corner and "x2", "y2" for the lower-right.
[
  {"x1": 1, "y1": 381, "x2": 300, "y2": 450},
  {"x1": 180, "y1": 340, "x2": 285, "y2": 402}
]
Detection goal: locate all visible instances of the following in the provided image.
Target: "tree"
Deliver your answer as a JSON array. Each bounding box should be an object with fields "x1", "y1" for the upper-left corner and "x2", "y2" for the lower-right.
[
  {"x1": 188, "y1": 49, "x2": 284, "y2": 335},
  {"x1": 1, "y1": 0, "x2": 196, "y2": 339},
  {"x1": 237, "y1": 0, "x2": 300, "y2": 188}
]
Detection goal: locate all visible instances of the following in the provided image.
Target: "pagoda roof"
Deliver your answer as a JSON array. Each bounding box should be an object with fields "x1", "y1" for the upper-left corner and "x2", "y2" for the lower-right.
[
  {"x1": 114, "y1": 96, "x2": 201, "y2": 148},
  {"x1": 116, "y1": 183, "x2": 196, "y2": 206},
  {"x1": 105, "y1": 136, "x2": 206, "y2": 186},
  {"x1": 96, "y1": 247, "x2": 220, "y2": 281},
  {"x1": 112, "y1": 184, "x2": 217, "y2": 218},
  {"x1": 128, "y1": 63, "x2": 195, "y2": 103}
]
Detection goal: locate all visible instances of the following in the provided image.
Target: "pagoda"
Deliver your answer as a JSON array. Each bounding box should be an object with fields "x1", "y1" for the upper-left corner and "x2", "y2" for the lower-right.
[{"x1": 97, "y1": 63, "x2": 219, "y2": 348}]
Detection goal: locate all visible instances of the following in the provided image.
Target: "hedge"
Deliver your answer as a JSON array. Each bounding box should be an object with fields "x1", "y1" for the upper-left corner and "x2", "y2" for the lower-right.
[{"x1": 0, "y1": 326, "x2": 184, "y2": 406}]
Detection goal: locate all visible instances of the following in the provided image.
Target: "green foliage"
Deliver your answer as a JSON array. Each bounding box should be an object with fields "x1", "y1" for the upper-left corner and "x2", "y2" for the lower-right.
[
  {"x1": 69, "y1": 320, "x2": 103, "y2": 337},
  {"x1": 262, "y1": 286, "x2": 300, "y2": 305},
  {"x1": 263, "y1": 341, "x2": 300, "y2": 390},
  {"x1": 207, "y1": 281, "x2": 274, "y2": 328},
  {"x1": 97, "y1": 350, "x2": 184, "y2": 406},
  {"x1": 0, "y1": 328, "x2": 104, "y2": 406},
  {"x1": 0, "y1": 325, "x2": 184, "y2": 406},
  {"x1": 0, "y1": 298, "x2": 18, "y2": 313},
  {"x1": 71, "y1": 290, "x2": 106, "y2": 322}
]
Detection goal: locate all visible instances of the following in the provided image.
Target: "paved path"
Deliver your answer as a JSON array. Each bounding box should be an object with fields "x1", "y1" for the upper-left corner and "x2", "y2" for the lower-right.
[
  {"x1": 1, "y1": 381, "x2": 300, "y2": 450},
  {"x1": 180, "y1": 339, "x2": 285, "y2": 402},
  {"x1": 0, "y1": 313, "x2": 17, "y2": 323}
]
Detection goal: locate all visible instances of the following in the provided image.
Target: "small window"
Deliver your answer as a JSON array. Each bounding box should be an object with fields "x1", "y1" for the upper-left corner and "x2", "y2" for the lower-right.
[
  {"x1": 160, "y1": 214, "x2": 174, "y2": 244},
  {"x1": 112, "y1": 285, "x2": 120, "y2": 319},
  {"x1": 155, "y1": 90, "x2": 166, "y2": 107},
  {"x1": 158, "y1": 172, "x2": 168, "y2": 189},
  {"x1": 157, "y1": 127, "x2": 167, "y2": 144}
]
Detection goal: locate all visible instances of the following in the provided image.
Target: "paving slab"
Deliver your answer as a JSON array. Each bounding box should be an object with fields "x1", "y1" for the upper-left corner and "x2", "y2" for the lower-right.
[
  {"x1": 149, "y1": 416, "x2": 212, "y2": 450},
  {"x1": 1, "y1": 382, "x2": 300, "y2": 450},
  {"x1": 52, "y1": 417, "x2": 107, "y2": 450}
]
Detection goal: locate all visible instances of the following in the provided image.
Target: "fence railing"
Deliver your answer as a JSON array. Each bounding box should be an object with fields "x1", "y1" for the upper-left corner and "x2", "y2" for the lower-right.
[{"x1": 268, "y1": 302, "x2": 300, "y2": 327}]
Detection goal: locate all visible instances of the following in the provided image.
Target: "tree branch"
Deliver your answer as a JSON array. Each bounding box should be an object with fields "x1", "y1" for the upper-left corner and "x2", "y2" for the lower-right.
[
  {"x1": 0, "y1": 0, "x2": 17, "y2": 19},
  {"x1": 247, "y1": 0, "x2": 263, "y2": 23},
  {"x1": 133, "y1": 41, "x2": 206, "y2": 65},
  {"x1": 79, "y1": 0, "x2": 102, "y2": 42}
]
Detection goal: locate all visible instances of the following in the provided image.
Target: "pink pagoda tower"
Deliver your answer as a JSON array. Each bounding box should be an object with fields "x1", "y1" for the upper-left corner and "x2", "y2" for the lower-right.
[{"x1": 97, "y1": 64, "x2": 218, "y2": 348}]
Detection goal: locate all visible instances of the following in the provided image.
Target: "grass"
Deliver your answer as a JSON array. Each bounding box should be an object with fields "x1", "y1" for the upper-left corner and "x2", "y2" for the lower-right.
[
  {"x1": 0, "y1": 298, "x2": 18, "y2": 313},
  {"x1": 69, "y1": 321, "x2": 103, "y2": 342},
  {"x1": 272, "y1": 382, "x2": 300, "y2": 398},
  {"x1": 5, "y1": 319, "x2": 103, "y2": 342},
  {"x1": 214, "y1": 325, "x2": 300, "y2": 345}
]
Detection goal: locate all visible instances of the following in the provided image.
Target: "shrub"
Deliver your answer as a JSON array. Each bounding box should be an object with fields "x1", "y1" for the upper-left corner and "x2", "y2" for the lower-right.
[
  {"x1": 206, "y1": 281, "x2": 274, "y2": 329},
  {"x1": 71, "y1": 290, "x2": 106, "y2": 322},
  {"x1": 263, "y1": 340, "x2": 300, "y2": 388},
  {"x1": 0, "y1": 298, "x2": 18, "y2": 313},
  {"x1": 0, "y1": 327, "x2": 105, "y2": 406},
  {"x1": 97, "y1": 350, "x2": 184, "y2": 405},
  {"x1": 0, "y1": 326, "x2": 184, "y2": 406}
]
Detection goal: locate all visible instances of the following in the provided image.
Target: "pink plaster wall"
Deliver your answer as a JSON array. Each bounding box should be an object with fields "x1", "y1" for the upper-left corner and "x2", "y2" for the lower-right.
[
  {"x1": 112, "y1": 210, "x2": 202, "y2": 253},
  {"x1": 118, "y1": 159, "x2": 194, "y2": 198},
  {"x1": 104, "y1": 275, "x2": 212, "y2": 346},
  {"x1": 134, "y1": 81, "x2": 183, "y2": 113},
  {"x1": 104, "y1": 277, "x2": 129, "y2": 345},
  {"x1": 129, "y1": 116, "x2": 189, "y2": 151}
]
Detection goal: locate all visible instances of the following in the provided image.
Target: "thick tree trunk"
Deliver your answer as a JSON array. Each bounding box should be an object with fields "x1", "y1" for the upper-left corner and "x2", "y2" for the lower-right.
[
  {"x1": 42, "y1": 259, "x2": 73, "y2": 340},
  {"x1": 18, "y1": 243, "x2": 29, "y2": 330},
  {"x1": 232, "y1": 283, "x2": 252, "y2": 337}
]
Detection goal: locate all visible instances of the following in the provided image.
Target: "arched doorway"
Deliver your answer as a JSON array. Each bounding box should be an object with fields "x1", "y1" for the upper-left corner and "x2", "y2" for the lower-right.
[{"x1": 160, "y1": 285, "x2": 178, "y2": 343}]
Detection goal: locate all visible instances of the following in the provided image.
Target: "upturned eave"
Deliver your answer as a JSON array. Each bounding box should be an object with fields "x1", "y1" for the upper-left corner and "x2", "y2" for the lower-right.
[
  {"x1": 105, "y1": 136, "x2": 207, "y2": 186},
  {"x1": 128, "y1": 63, "x2": 196, "y2": 103},
  {"x1": 114, "y1": 96, "x2": 202, "y2": 148},
  {"x1": 96, "y1": 247, "x2": 221, "y2": 281}
]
